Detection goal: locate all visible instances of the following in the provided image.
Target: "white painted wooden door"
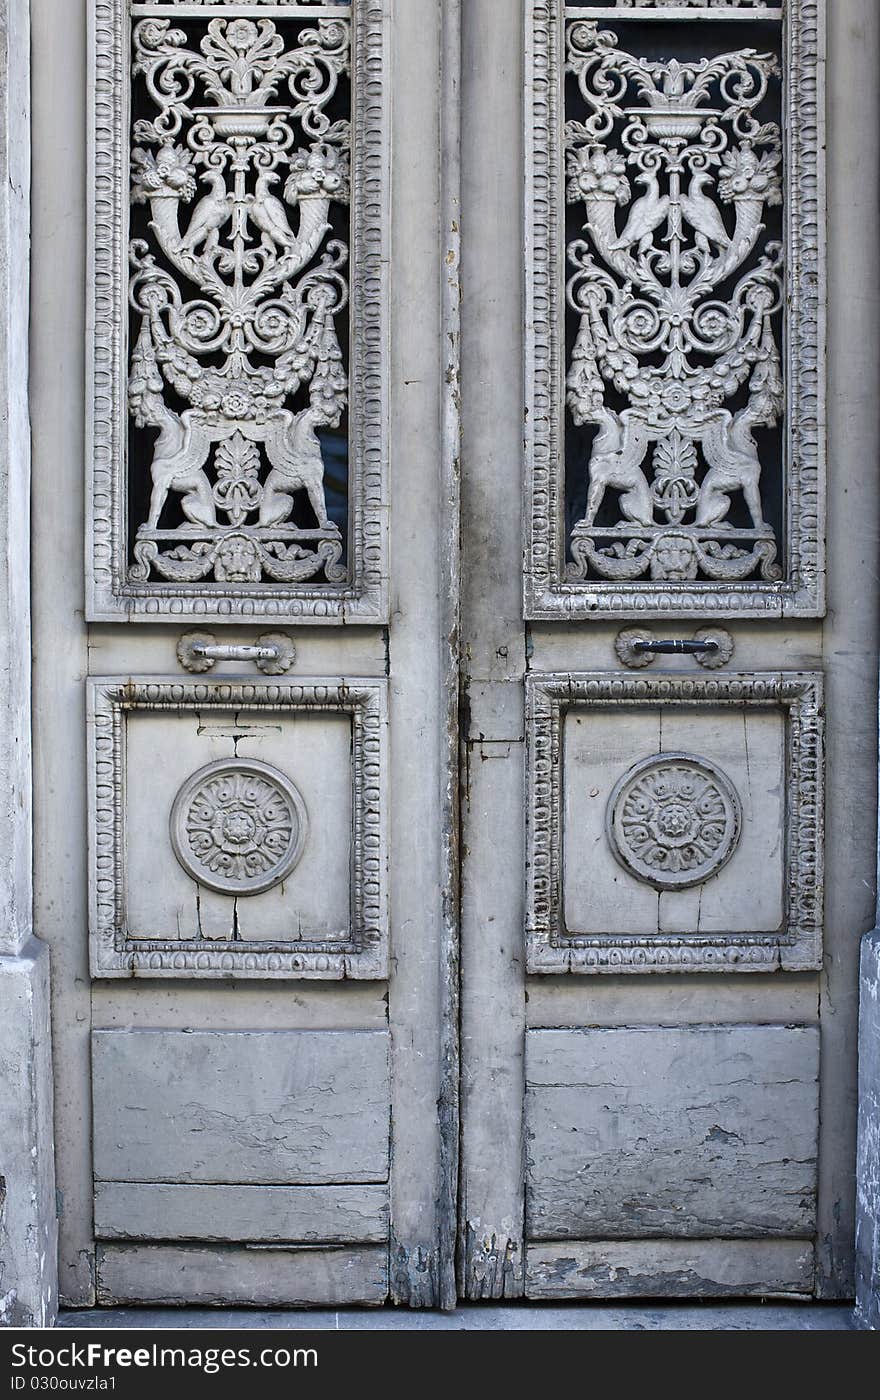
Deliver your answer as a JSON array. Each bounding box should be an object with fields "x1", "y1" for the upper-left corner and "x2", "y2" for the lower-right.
[
  {"x1": 31, "y1": 0, "x2": 457, "y2": 1309},
  {"x1": 27, "y1": 0, "x2": 880, "y2": 1312},
  {"x1": 457, "y1": 0, "x2": 879, "y2": 1303}
]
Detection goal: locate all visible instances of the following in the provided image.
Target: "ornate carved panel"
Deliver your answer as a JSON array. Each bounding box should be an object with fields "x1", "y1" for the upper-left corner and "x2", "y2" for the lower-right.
[
  {"x1": 88, "y1": 2, "x2": 388, "y2": 621},
  {"x1": 525, "y1": 1, "x2": 824, "y2": 617},
  {"x1": 597, "y1": 3, "x2": 774, "y2": 9},
  {"x1": 525, "y1": 671, "x2": 824, "y2": 972},
  {"x1": 87, "y1": 677, "x2": 389, "y2": 977}
]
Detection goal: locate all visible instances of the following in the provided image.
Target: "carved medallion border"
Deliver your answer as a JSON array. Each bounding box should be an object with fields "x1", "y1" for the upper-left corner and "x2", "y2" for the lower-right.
[
  {"x1": 87, "y1": 1, "x2": 390, "y2": 622},
  {"x1": 524, "y1": 670, "x2": 824, "y2": 973},
  {"x1": 524, "y1": 0, "x2": 826, "y2": 619},
  {"x1": 87, "y1": 676, "x2": 389, "y2": 977}
]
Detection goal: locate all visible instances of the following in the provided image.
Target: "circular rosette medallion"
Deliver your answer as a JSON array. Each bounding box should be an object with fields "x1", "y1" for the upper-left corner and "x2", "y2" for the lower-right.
[
  {"x1": 606, "y1": 753, "x2": 742, "y2": 891},
  {"x1": 170, "y1": 759, "x2": 308, "y2": 896}
]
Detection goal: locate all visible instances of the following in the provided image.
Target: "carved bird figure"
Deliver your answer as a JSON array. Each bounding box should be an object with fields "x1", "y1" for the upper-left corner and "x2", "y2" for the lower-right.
[
  {"x1": 609, "y1": 172, "x2": 669, "y2": 257},
  {"x1": 180, "y1": 171, "x2": 233, "y2": 257},
  {"x1": 680, "y1": 171, "x2": 730, "y2": 254},
  {"x1": 249, "y1": 172, "x2": 296, "y2": 255}
]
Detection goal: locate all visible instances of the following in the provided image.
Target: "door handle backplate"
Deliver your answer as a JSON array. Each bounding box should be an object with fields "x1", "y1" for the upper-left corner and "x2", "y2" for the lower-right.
[
  {"x1": 615, "y1": 627, "x2": 734, "y2": 670},
  {"x1": 177, "y1": 631, "x2": 296, "y2": 675}
]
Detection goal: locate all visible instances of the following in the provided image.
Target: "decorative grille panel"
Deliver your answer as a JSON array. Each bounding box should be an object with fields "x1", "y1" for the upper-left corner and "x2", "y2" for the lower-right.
[
  {"x1": 525, "y1": 0, "x2": 824, "y2": 617},
  {"x1": 88, "y1": 2, "x2": 388, "y2": 621}
]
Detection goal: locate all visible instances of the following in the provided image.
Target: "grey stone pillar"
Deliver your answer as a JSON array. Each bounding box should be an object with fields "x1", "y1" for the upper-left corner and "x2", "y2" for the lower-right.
[
  {"x1": 0, "y1": 0, "x2": 57, "y2": 1328},
  {"x1": 856, "y1": 930, "x2": 880, "y2": 1328}
]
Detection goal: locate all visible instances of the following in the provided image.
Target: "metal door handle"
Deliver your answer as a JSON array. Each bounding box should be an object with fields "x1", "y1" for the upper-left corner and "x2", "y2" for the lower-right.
[
  {"x1": 633, "y1": 639, "x2": 718, "y2": 656},
  {"x1": 192, "y1": 643, "x2": 281, "y2": 663},
  {"x1": 615, "y1": 627, "x2": 734, "y2": 670},
  {"x1": 177, "y1": 631, "x2": 296, "y2": 675}
]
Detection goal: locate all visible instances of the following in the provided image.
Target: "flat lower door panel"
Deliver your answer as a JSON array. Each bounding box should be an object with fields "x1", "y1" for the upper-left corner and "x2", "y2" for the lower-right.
[
  {"x1": 526, "y1": 1026, "x2": 819, "y2": 1240},
  {"x1": 96, "y1": 1245, "x2": 389, "y2": 1308},
  {"x1": 525, "y1": 1241, "x2": 815, "y2": 1300},
  {"x1": 92, "y1": 1030, "x2": 391, "y2": 1186}
]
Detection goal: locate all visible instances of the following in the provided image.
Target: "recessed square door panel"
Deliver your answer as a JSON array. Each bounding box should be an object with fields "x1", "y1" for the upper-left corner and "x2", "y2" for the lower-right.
[
  {"x1": 125, "y1": 709, "x2": 352, "y2": 944},
  {"x1": 525, "y1": 671, "x2": 823, "y2": 974},
  {"x1": 87, "y1": 676, "x2": 388, "y2": 979},
  {"x1": 563, "y1": 704, "x2": 785, "y2": 938}
]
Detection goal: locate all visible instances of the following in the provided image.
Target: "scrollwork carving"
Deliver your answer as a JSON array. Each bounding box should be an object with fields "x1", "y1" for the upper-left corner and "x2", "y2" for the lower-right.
[
  {"x1": 525, "y1": 1, "x2": 825, "y2": 618},
  {"x1": 88, "y1": 2, "x2": 388, "y2": 621},
  {"x1": 127, "y1": 12, "x2": 351, "y2": 586},
  {"x1": 564, "y1": 21, "x2": 783, "y2": 585}
]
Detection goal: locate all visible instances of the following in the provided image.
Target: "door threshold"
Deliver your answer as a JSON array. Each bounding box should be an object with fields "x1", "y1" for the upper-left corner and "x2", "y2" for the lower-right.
[{"x1": 56, "y1": 1302, "x2": 855, "y2": 1331}]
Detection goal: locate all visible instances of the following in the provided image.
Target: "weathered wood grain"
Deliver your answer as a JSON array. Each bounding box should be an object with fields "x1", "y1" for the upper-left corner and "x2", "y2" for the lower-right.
[
  {"x1": 459, "y1": 742, "x2": 527, "y2": 1300},
  {"x1": 819, "y1": 0, "x2": 880, "y2": 1297},
  {"x1": 385, "y1": 0, "x2": 456, "y2": 1307},
  {"x1": 525, "y1": 973, "x2": 818, "y2": 1029},
  {"x1": 92, "y1": 1030, "x2": 390, "y2": 1185},
  {"x1": 526, "y1": 1241, "x2": 815, "y2": 1300},
  {"x1": 92, "y1": 981, "x2": 388, "y2": 1032},
  {"x1": 526, "y1": 1026, "x2": 819, "y2": 1239},
  {"x1": 93, "y1": 1182, "x2": 389, "y2": 1245},
  {"x1": 436, "y1": 0, "x2": 463, "y2": 1315},
  {"x1": 456, "y1": 0, "x2": 530, "y2": 1299},
  {"x1": 856, "y1": 929, "x2": 880, "y2": 1327},
  {"x1": 96, "y1": 1245, "x2": 388, "y2": 1307}
]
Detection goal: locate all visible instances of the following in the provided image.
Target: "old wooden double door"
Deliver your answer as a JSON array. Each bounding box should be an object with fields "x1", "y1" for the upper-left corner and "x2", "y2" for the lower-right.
[{"x1": 30, "y1": 0, "x2": 877, "y2": 1307}]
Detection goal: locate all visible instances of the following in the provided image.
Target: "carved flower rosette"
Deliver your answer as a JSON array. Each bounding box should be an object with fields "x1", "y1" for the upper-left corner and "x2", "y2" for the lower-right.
[
  {"x1": 606, "y1": 753, "x2": 743, "y2": 890},
  {"x1": 170, "y1": 758, "x2": 308, "y2": 896},
  {"x1": 562, "y1": 15, "x2": 786, "y2": 588},
  {"x1": 126, "y1": 8, "x2": 353, "y2": 588}
]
